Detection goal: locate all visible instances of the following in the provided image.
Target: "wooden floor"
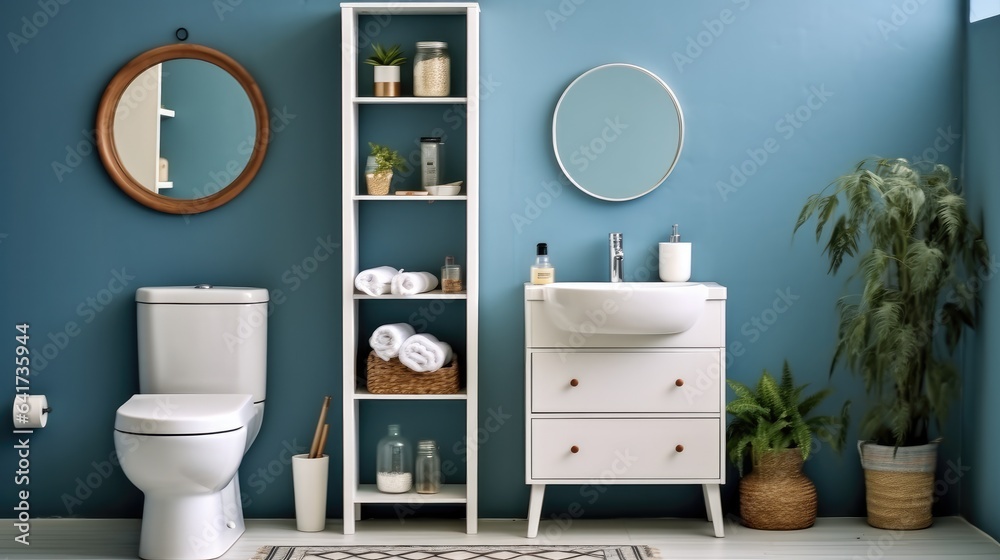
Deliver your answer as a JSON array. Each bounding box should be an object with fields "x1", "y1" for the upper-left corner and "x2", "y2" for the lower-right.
[{"x1": 7, "y1": 517, "x2": 1000, "y2": 559}]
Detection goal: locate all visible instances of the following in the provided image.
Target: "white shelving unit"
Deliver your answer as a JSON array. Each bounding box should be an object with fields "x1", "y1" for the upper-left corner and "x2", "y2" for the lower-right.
[{"x1": 340, "y1": 1, "x2": 480, "y2": 536}]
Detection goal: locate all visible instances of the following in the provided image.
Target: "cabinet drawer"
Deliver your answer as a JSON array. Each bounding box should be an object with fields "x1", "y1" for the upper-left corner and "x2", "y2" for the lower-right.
[
  {"x1": 530, "y1": 418, "x2": 719, "y2": 480},
  {"x1": 531, "y1": 352, "x2": 720, "y2": 413}
]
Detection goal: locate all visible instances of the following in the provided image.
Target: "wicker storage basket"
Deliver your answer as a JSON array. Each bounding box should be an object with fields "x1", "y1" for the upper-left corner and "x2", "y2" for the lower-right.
[
  {"x1": 365, "y1": 171, "x2": 392, "y2": 195},
  {"x1": 859, "y1": 440, "x2": 938, "y2": 530},
  {"x1": 739, "y1": 448, "x2": 817, "y2": 530},
  {"x1": 366, "y1": 351, "x2": 459, "y2": 394}
]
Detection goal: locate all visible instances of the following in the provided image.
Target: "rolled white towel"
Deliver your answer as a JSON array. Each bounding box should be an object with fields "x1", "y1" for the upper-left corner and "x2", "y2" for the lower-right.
[
  {"x1": 369, "y1": 323, "x2": 417, "y2": 361},
  {"x1": 355, "y1": 266, "x2": 398, "y2": 296},
  {"x1": 398, "y1": 333, "x2": 453, "y2": 373},
  {"x1": 391, "y1": 271, "x2": 439, "y2": 295}
]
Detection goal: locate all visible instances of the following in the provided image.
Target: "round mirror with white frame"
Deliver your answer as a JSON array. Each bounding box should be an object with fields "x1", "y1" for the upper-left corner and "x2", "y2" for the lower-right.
[
  {"x1": 552, "y1": 63, "x2": 684, "y2": 202},
  {"x1": 96, "y1": 44, "x2": 269, "y2": 214}
]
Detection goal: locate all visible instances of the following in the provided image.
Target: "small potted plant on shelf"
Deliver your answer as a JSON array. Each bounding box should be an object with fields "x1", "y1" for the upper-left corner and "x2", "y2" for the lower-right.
[
  {"x1": 795, "y1": 157, "x2": 989, "y2": 530},
  {"x1": 365, "y1": 142, "x2": 407, "y2": 195},
  {"x1": 364, "y1": 43, "x2": 406, "y2": 97},
  {"x1": 726, "y1": 361, "x2": 849, "y2": 530}
]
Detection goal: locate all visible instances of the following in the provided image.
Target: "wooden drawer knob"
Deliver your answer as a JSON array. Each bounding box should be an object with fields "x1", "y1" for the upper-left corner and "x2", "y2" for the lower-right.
[
  {"x1": 570, "y1": 378, "x2": 579, "y2": 387},
  {"x1": 675, "y1": 379, "x2": 684, "y2": 387},
  {"x1": 570, "y1": 445, "x2": 580, "y2": 454},
  {"x1": 675, "y1": 444, "x2": 684, "y2": 453}
]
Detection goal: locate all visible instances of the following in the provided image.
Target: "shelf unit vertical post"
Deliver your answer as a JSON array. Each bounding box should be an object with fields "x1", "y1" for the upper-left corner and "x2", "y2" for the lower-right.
[
  {"x1": 341, "y1": 3, "x2": 360, "y2": 537},
  {"x1": 464, "y1": 3, "x2": 480, "y2": 536}
]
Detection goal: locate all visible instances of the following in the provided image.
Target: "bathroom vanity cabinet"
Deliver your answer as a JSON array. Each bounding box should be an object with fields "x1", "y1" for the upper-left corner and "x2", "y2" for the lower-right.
[
  {"x1": 523, "y1": 283, "x2": 727, "y2": 538},
  {"x1": 340, "y1": 2, "x2": 480, "y2": 535}
]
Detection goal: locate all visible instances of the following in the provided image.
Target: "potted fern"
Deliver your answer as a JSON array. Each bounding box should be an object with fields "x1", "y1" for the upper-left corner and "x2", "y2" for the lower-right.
[
  {"x1": 365, "y1": 142, "x2": 407, "y2": 195},
  {"x1": 795, "y1": 158, "x2": 988, "y2": 530},
  {"x1": 726, "y1": 361, "x2": 849, "y2": 530},
  {"x1": 364, "y1": 43, "x2": 406, "y2": 97}
]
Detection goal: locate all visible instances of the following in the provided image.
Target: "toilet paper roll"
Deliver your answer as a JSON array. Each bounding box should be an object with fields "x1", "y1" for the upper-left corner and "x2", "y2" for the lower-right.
[{"x1": 12, "y1": 395, "x2": 48, "y2": 429}]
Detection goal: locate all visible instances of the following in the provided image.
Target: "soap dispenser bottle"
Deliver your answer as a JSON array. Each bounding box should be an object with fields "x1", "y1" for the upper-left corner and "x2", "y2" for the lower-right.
[
  {"x1": 659, "y1": 224, "x2": 692, "y2": 282},
  {"x1": 530, "y1": 243, "x2": 555, "y2": 284}
]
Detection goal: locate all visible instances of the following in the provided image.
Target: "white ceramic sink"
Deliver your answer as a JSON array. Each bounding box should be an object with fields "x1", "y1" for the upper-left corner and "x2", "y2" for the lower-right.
[{"x1": 540, "y1": 282, "x2": 710, "y2": 335}]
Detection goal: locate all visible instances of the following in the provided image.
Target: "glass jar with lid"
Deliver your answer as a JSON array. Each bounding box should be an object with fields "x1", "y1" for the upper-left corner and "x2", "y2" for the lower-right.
[
  {"x1": 413, "y1": 41, "x2": 450, "y2": 97},
  {"x1": 441, "y1": 255, "x2": 462, "y2": 293},
  {"x1": 376, "y1": 424, "x2": 413, "y2": 493},
  {"x1": 415, "y1": 439, "x2": 442, "y2": 494}
]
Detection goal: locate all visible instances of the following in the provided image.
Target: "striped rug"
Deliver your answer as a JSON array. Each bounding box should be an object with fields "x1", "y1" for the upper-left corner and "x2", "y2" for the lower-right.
[{"x1": 251, "y1": 545, "x2": 659, "y2": 560}]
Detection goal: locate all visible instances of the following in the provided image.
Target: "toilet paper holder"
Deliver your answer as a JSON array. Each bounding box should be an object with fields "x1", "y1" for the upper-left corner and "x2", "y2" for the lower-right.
[{"x1": 12, "y1": 395, "x2": 51, "y2": 429}]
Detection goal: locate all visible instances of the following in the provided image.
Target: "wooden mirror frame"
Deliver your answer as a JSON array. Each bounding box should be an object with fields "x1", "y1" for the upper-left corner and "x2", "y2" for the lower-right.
[{"x1": 96, "y1": 44, "x2": 269, "y2": 214}]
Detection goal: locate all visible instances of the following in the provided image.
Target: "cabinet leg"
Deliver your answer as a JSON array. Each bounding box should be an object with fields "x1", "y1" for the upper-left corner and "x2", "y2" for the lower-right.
[
  {"x1": 701, "y1": 485, "x2": 713, "y2": 522},
  {"x1": 526, "y1": 484, "x2": 545, "y2": 538},
  {"x1": 702, "y1": 484, "x2": 724, "y2": 537},
  {"x1": 354, "y1": 503, "x2": 361, "y2": 522}
]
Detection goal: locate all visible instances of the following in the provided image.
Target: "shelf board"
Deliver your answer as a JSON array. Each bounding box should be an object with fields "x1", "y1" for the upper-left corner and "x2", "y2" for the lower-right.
[
  {"x1": 354, "y1": 194, "x2": 467, "y2": 201},
  {"x1": 158, "y1": 107, "x2": 175, "y2": 118},
  {"x1": 355, "y1": 96, "x2": 467, "y2": 105},
  {"x1": 355, "y1": 388, "x2": 467, "y2": 400},
  {"x1": 343, "y1": 3, "x2": 478, "y2": 15},
  {"x1": 354, "y1": 483, "x2": 468, "y2": 503},
  {"x1": 156, "y1": 181, "x2": 173, "y2": 190},
  {"x1": 354, "y1": 289, "x2": 467, "y2": 300}
]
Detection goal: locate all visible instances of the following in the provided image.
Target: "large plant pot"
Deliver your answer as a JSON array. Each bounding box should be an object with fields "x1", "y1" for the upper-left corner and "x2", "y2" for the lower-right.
[
  {"x1": 365, "y1": 171, "x2": 392, "y2": 195},
  {"x1": 858, "y1": 440, "x2": 938, "y2": 530},
  {"x1": 739, "y1": 448, "x2": 817, "y2": 530}
]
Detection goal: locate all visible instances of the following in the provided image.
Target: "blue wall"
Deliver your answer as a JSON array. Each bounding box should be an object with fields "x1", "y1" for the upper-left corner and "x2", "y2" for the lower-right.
[
  {"x1": 0, "y1": 0, "x2": 971, "y2": 523},
  {"x1": 963, "y1": 12, "x2": 1000, "y2": 542}
]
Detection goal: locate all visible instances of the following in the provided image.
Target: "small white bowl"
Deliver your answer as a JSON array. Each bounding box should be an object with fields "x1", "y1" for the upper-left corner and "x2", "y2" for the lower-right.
[{"x1": 423, "y1": 182, "x2": 462, "y2": 196}]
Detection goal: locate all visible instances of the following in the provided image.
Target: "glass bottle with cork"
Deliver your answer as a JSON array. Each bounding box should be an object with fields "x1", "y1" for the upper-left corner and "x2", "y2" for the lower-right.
[{"x1": 376, "y1": 424, "x2": 413, "y2": 493}]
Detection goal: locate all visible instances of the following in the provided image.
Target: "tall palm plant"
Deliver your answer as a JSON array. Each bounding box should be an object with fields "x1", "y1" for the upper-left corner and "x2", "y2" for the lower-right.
[{"x1": 795, "y1": 158, "x2": 988, "y2": 447}]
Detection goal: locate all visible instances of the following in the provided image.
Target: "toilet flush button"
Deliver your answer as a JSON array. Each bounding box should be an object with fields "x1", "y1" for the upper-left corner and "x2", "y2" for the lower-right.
[
  {"x1": 227, "y1": 521, "x2": 236, "y2": 529},
  {"x1": 194, "y1": 284, "x2": 213, "y2": 289}
]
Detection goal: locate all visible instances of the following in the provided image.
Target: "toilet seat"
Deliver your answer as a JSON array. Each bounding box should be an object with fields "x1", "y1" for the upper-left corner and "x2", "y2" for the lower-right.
[{"x1": 115, "y1": 393, "x2": 253, "y2": 435}]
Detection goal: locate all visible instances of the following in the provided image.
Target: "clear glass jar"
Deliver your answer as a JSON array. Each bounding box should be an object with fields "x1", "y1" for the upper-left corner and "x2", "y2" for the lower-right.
[
  {"x1": 441, "y1": 255, "x2": 462, "y2": 293},
  {"x1": 415, "y1": 440, "x2": 441, "y2": 494},
  {"x1": 376, "y1": 424, "x2": 413, "y2": 493},
  {"x1": 413, "y1": 41, "x2": 450, "y2": 97}
]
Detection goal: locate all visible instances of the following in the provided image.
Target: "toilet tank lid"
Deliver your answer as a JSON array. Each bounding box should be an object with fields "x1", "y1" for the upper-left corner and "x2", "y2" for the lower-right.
[
  {"x1": 136, "y1": 286, "x2": 269, "y2": 304},
  {"x1": 115, "y1": 394, "x2": 255, "y2": 435}
]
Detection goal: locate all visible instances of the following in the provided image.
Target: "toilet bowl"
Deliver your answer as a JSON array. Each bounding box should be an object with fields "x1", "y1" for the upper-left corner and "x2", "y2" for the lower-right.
[
  {"x1": 115, "y1": 286, "x2": 269, "y2": 560},
  {"x1": 115, "y1": 393, "x2": 255, "y2": 560}
]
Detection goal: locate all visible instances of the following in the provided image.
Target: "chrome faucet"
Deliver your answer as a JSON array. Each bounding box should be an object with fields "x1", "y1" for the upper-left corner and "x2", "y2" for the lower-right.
[{"x1": 610, "y1": 233, "x2": 624, "y2": 282}]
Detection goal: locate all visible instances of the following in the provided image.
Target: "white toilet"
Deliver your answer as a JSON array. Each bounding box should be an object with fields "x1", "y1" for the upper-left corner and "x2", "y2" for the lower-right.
[{"x1": 114, "y1": 286, "x2": 268, "y2": 560}]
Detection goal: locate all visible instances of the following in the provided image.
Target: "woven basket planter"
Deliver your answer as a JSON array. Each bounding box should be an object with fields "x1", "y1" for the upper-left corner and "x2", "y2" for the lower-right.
[
  {"x1": 859, "y1": 439, "x2": 938, "y2": 530},
  {"x1": 365, "y1": 171, "x2": 392, "y2": 195},
  {"x1": 739, "y1": 448, "x2": 817, "y2": 530},
  {"x1": 366, "y1": 351, "x2": 459, "y2": 394}
]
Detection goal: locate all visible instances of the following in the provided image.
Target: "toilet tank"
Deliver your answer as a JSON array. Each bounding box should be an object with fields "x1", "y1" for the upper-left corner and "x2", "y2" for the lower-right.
[{"x1": 136, "y1": 286, "x2": 269, "y2": 402}]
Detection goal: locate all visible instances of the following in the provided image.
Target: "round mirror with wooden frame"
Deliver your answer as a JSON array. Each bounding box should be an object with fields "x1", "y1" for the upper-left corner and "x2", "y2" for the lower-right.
[{"x1": 96, "y1": 43, "x2": 269, "y2": 214}]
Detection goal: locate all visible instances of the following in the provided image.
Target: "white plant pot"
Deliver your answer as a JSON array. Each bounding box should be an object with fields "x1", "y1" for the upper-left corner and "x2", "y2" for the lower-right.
[{"x1": 374, "y1": 65, "x2": 401, "y2": 97}]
